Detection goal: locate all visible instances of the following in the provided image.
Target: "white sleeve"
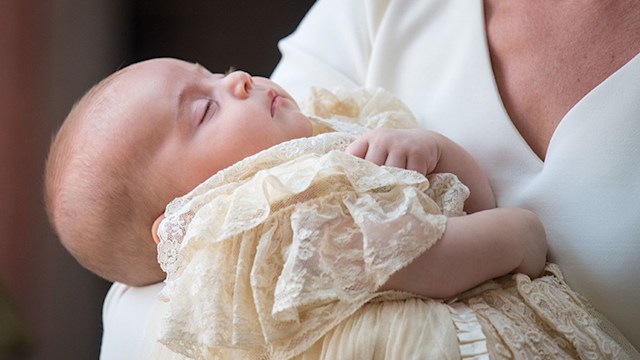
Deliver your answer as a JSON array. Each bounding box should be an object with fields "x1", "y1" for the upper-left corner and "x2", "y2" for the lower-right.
[
  {"x1": 100, "y1": 282, "x2": 166, "y2": 360},
  {"x1": 271, "y1": 0, "x2": 391, "y2": 101}
]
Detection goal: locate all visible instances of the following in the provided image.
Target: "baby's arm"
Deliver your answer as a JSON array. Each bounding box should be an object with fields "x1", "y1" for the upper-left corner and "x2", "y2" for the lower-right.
[
  {"x1": 379, "y1": 208, "x2": 548, "y2": 298},
  {"x1": 346, "y1": 128, "x2": 495, "y2": 213}
]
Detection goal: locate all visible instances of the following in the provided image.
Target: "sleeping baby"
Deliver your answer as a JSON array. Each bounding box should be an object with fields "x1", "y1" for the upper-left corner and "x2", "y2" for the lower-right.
[{"x1": 45, "y1": 58, "x2": 634, "y2": 359}]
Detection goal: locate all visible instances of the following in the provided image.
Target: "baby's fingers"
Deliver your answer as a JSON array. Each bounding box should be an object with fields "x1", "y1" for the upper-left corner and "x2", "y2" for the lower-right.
[
  {"x1": 406, "y1": 156, "x2": 429, "y2": 176},
  {"x1": 385, "y1": 151, "x2": 407, "y2": 170},
  {"x1": 346, "y1": 137, "x2": 388, "y2": 166},
  {"x1": 363, "y1": 146, "x2": 389, "y2": 166},
  {"x1": 345, "y1": 138, "x2": 369, "y2": 158}
]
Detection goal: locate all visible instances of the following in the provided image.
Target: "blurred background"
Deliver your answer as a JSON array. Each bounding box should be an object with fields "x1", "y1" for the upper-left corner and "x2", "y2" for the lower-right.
[{"x1": 0, "y1": 1, "x2": 314, "y2": 358}]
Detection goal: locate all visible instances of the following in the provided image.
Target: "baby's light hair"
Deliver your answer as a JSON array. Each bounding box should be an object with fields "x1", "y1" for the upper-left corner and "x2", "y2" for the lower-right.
[{"x1": 45, "y1": 70, "x2": 167, "y2": 286}]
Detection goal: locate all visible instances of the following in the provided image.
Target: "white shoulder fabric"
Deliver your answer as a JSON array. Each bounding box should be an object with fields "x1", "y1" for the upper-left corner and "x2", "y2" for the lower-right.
[{"x1": 101, "y1": 282, "x2": 165, "y2": 360}]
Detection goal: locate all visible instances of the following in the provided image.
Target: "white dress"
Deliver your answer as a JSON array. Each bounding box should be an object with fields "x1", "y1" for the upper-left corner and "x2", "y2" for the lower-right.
[
  {"x1": 100, "y1": 0, "x2": 640, "y2": 358},
  {"x1": 272, "y1": 0, "x2": 640, "y2": 351}
]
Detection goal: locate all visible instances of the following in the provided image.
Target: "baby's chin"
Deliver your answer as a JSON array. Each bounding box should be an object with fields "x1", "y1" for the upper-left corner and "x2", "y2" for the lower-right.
[
  {"x1": 299, "y1": 114, "x2": 314, "y2": 137},
  {"x1": 280, "y1": 110, "x2": 313, "y2": 140}
]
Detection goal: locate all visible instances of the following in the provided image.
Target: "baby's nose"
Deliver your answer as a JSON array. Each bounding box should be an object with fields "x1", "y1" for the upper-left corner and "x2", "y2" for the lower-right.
[{"x1": 224, "y1": 71, "x2": 253, "y2": 99}]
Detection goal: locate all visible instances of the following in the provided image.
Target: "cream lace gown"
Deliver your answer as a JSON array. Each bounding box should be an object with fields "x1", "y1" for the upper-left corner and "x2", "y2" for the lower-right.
[{"x1": 153, "y1": 89, "x2": 634, "y2": 359}]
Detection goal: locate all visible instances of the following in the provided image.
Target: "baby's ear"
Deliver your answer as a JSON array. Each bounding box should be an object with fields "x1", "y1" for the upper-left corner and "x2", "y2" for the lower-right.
[{"x1": 151, "y1": 214, "x2": 165, "y2": 245}]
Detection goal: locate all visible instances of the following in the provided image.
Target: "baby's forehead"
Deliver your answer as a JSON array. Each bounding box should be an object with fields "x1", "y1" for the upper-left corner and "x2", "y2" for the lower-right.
[
  {"x1": 71, "y1": 58, "x2": 203, "y2": 155},
  {"x1": 91, "y1": 59, "x2": 190, "y2": 108},
  {"x1": 77, "y1": 61, "x2": 184, "y2": 153},
  {"x1": 77, "y1": 66, "x2": 153, "y2": 126},
  {"x1": 84, "y1": 58, "x2": 207, "y2": 112},
  {"x1": 66, "y1": 79, "x2": 143, "y2": 159}
]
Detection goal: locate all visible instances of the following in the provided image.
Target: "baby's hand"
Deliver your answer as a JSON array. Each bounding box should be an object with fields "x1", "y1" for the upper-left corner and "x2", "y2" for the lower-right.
[
  {"x1": 346, "y1": 128, "x2": 443, "y2": 175},
  {"x1": 511, "y1": 209, "x2": 548, "y2": 278}
]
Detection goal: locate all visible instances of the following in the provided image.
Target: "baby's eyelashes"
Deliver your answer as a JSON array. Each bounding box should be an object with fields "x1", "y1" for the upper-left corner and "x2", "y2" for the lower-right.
[
  {"x1": 194, "y1": 98, "x2": 215, "y2": 125},
  {"x1": 201, "y1": 100, "x2": 212, "y2": 124}
]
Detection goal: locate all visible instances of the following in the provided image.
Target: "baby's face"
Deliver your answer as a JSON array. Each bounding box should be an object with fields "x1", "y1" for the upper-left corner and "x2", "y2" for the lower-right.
[{"x1": 102, "y1": 58, "x2": 312, "y2": 199}]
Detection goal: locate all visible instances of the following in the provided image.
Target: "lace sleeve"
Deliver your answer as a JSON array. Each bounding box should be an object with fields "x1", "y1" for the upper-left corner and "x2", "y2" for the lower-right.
[{"x1": 272, "y1": 171, "x2": 468, "y2": 322}]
